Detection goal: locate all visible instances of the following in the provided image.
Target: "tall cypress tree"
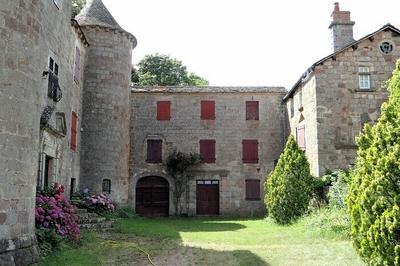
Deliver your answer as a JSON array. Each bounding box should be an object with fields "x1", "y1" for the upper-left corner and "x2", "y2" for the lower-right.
[
  {"x1": 265, "y1": 135, "x2": 313, "y2": 224},
  {"x1": 347, "y1": 61, "x2": 400, "y2": 265}
]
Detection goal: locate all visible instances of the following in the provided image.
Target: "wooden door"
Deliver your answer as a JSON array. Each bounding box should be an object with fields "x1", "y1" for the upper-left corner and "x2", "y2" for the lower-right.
[
  {"x1": 196, "y1": 180, "x2": 219, "y2": 215},
  {"x1": 136, "y1": 176, "x2": 169, "y2": 217}
]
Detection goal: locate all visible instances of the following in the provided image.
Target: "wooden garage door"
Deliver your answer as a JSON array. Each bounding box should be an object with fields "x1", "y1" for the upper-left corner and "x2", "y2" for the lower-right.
[
  {"x1": 136, "y1": 176, "x2": 169, "y2": 217},
  {"x1": 196, "y1": 180, "x2": 219, "y2": 216}
]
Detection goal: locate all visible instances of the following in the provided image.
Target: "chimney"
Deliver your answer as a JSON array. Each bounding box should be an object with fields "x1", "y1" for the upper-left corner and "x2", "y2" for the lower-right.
[{"x1": 329, "y1": 2, "x2": 355, "y2": 52}]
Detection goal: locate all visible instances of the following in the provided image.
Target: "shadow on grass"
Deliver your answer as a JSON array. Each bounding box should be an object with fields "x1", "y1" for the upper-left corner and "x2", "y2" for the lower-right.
[{"x1": 116, "y1": 216, "x2": 247, "y2": 240}]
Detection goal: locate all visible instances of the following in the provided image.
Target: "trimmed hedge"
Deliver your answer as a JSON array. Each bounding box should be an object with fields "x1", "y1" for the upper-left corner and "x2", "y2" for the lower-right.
[
  {"x1": 347, "y1": 61, "x2": 400, "y2": 265},
  {"x1": 265, "y1": 135, "x2": 314, "y2": 224}
]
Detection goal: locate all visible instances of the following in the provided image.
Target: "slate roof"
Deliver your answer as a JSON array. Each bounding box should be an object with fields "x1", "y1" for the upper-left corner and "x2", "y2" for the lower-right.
[
  {"x1": 283, "y1": 24, "x2": 400, "y2": 101},
  {"x1": 76, "y1": 0, "x2": 122, "y2": 30},
  {"x1": 131, "y1": 86, "x2": 286, "y2": 94}
]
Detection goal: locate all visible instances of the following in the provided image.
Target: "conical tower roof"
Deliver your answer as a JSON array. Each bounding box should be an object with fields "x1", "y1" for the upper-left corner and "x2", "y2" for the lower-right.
[{"x1": 76, "y1": 0, "x2": 123, "y2": 30}]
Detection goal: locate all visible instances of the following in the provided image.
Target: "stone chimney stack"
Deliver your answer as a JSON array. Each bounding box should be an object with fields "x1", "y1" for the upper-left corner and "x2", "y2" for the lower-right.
[{"x1": 329, "y1": 2, "x2": 355, "y2": 52}]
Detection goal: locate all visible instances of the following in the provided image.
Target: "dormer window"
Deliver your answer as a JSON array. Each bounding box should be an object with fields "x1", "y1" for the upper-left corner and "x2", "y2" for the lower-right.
[{"x1": 358, "y1": 67, "x2": 371, "y2": 90}]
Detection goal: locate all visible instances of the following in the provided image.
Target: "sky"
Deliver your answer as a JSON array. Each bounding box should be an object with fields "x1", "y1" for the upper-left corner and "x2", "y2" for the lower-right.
[{"x1": 102, "y1": 0, "x2": 400, "y2": 90}]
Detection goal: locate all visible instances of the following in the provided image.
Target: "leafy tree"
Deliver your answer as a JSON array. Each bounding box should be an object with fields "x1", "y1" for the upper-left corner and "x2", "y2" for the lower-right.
[
  {"x1": 131, "y1": 66, "x2": 139, "y2": 84},
  {"x1": 186, "y1": 72, "x2": 209, "y2": 86},
  {"x1": 347, "y1": 61, "x2": 400, "y2": 265},
  {"x1": 72, "y1": 0, "x2": 86, "y2": 18},
  {"x1": 265, "y1": 135, "x2": 314, "y2": 224},
  {"x1": 165, "y1": 150, "x2": 201, "y2": 215},
  {"x1": 136, "y1": 54, "x2": 208, "y2": 86}
]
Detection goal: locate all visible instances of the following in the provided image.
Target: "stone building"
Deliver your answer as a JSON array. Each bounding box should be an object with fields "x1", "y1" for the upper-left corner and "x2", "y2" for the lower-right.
[
  {"x1": 130, "y1": 87, "x2": 287, "y2": 216},
  {"x1": 0, "y1": 0, "x2": 135, "y2": 264},
  {"x1": 284, "y1": 3, "x2": 400, "y2": 176},
  {"x1": 0, "y1": 0, "x2": 399, "y2": 264}
]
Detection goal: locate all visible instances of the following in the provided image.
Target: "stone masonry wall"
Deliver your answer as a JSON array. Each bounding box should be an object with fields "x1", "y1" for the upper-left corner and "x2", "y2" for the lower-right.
[
  {"x1": 0, "y1": 0, "x2": 86, "y2": 264},
  {"x1": 130, "y1": 89, "x2": 287, "y2": 216},
  {"x1": 287, "y1": 76, "x2": 320, "y2": 176},
  {"x1": 80, "y1": 28, "x2": 133, "y2": 204},
  {"x1": 315, "y1": 30, "x2": 400, "y2": 175}
]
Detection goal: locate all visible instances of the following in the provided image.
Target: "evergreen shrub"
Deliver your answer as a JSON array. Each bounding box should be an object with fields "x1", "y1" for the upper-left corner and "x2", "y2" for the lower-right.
[
  {"x1": 265, "y1": 135, "x2": 314, "y2": 224},
  {"x1": 347, "y1": 61, "x2": 400, "y2": 265}
]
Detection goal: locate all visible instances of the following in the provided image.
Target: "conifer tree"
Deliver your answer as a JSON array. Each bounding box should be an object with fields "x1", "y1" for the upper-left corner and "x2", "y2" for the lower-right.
[
  {"x1": 265, "y1": 135, "x2": 313, "y2": 224},
  {"x1": 347, "y1": 61, "x2": 400, "y2": 265}
]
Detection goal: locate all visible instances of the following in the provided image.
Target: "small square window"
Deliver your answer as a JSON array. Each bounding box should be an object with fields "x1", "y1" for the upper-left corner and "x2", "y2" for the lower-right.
[
  {"x1": 147, "y1": 139, "x2": 162, "y2": 163},
  {"x1": 245, "y1": 179, "x2": 260, "y2": 200},
  {"x1": 201, "y1": 101, "x2": 215, "y2": 120},
  {"x1": 296, "y1": 126, "x2": 306, "y2": 150},
  {"x1": 242, "y1": 140, "x2": 258, "y2": 163},
  {"x1": 102, "y1": 179, "x2": 111, "y2": 194},
  {"x1": 200, "y1": 139, "x2": 216, "y2": 163},
  {"x1": 246, "y1": 101, "x2": 259, "y2": 120},
  {"x1": 358, "y1": 67, "x2": 371, "y2": 89},
  {"x1": 157, "y1": 101, "x2": 171, "y2": 120}
]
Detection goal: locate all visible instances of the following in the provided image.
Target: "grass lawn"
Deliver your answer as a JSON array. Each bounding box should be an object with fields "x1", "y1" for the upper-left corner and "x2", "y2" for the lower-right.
[{"x1": 40, "y1": 217, "x2": 363, "y2": 266}]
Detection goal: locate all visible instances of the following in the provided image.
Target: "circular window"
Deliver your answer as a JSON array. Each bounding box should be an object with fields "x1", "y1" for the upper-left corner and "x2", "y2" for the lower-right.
[{"x1": 379, "y1": 41, "x2": 394, "y2": 54}]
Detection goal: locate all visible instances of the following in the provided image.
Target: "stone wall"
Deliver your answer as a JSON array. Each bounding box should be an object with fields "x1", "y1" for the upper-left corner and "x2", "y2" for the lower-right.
[
  {"x1": 287, "y1": 76, "x2": 320, "y2": 176},
  {"x1": 130, "y1": 88, "x2": 287, "y2": 216},
  {"x1": 80, "y1": 27, "x2": 134, "y2": 204},
  {"x1": 0, "y1": 0, "x2": 86, "y2": 264},
  {"x1": 314, "y1": 30, "x2": 400, "y2": 175}
]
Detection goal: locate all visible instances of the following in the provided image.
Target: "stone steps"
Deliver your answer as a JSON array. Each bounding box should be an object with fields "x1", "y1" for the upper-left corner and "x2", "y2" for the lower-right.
[{"x1": 76, "y1": 209, "x2": 114, "y2": 232}]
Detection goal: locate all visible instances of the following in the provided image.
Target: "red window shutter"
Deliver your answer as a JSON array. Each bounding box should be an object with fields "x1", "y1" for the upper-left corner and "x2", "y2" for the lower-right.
[
  {"x1": 70, "y1": 112, "x2": 78, "y2": 151},
  {"x1": 246, "y1": 101, "x2": 259, "y2": 120},
  {"x1": 245, "y1": 179, "x2": 261, "y2": 200},
  {"x1": 200, "y1": 140, "x2": 216, "y2": 163},
  {"x1": 74, "y1": 47, "x2": 80, "y2": 83},
  {"x1": 296, "y1": 127, "x2": 306, "y2": 150},
  {"x1": 157, "y1": 101, "x2": 171, "y2": 120},
  {"x1": 147, "y1": 140, "x2": 162, "y2": 163},
  {"x1": 242, "y1": 140, "x2": 258, "y2": 163},
  {"x1": 201, "y1": 101, "x2": 215, "y2": 120}
]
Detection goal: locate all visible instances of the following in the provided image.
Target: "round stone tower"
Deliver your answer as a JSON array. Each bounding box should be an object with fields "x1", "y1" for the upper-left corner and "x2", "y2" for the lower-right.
[{"x1": 76, "y1": 0, "x2": 137, "y2": 204}]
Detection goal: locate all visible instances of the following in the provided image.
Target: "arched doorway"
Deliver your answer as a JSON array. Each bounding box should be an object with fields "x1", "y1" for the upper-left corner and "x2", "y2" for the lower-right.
[{"x1": 136, "y1": 176, "x2": 169, "y2": 217}]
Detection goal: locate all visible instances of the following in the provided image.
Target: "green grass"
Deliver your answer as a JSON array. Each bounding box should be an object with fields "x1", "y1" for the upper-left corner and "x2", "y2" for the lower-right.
[{"x1": 41, "y1": 216, "x2": 363, "y2": 266}]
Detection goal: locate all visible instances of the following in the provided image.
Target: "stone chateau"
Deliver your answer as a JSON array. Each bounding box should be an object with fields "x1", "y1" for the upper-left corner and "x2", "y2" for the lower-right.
[{"x1": 0, "y1": 0, "x2": 399, "y2": 264}]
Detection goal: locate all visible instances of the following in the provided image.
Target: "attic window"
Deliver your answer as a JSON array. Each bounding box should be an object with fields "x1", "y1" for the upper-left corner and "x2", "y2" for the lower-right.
[{"x1": 379, "y1": 41, "x2": 394, "y2": 54}]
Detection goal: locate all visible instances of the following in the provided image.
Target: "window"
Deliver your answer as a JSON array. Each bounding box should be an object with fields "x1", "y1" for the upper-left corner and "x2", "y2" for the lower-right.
[
  {"x1": 299, "y1": 90, "x2": 303, "y2": 109},
  {"x1": 201, "y1": 100, "x2": 215, "y2": 120},
  {"x1": 147, "y1": 139, "x2": 162, "y2": 163},
  {"x1": 49, "y1": 57, "x2": 59, "y2": 76},
  {"x1": 74, "y1": 47, "x2": 81, "y2": 83},
  {"x1": 200, "y1": 139, "x2": 216, "y2": 163},
  {"x1": 358, "y1": 67, "x2": 371, "y2": 89},
  {"x1": 246, "y1": 101, "x2": 259, "y2": 120},
  {"x1": 242, "y1": 140, "x2": 258, "y2": 163},
  {"x1": 296, "y1": 126, "x2": 306, "y2": 150},
  {"x1": 157, "y1": 101, "x2": 171, "y2": 121},
  {"x1": 70, "y1": 111, "x2": 78, "y2": 151},
  {"x1": 70, "y1": 178, "x2": 76, "y2": 199},
  {"x1": 102, "y1": 179, "x2": 111, "y2": 194},
  {"x1": 44, "y1": 155, "x2": 54, "y2": 188},
  {"x1": 290, "y1": 99, "x2": 294, "y2": 118},
  {"x1": 245, "y1": 179, "x2": 260, "y2": 200}
]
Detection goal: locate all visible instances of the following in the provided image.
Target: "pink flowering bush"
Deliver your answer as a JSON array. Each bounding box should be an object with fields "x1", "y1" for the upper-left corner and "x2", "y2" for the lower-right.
[
  {"x1": 73, "y1": 189, "x2": 115, "y2": 215},
  {"x1": 35, "y1": 183, "x2": 80, "y2": 256}
]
